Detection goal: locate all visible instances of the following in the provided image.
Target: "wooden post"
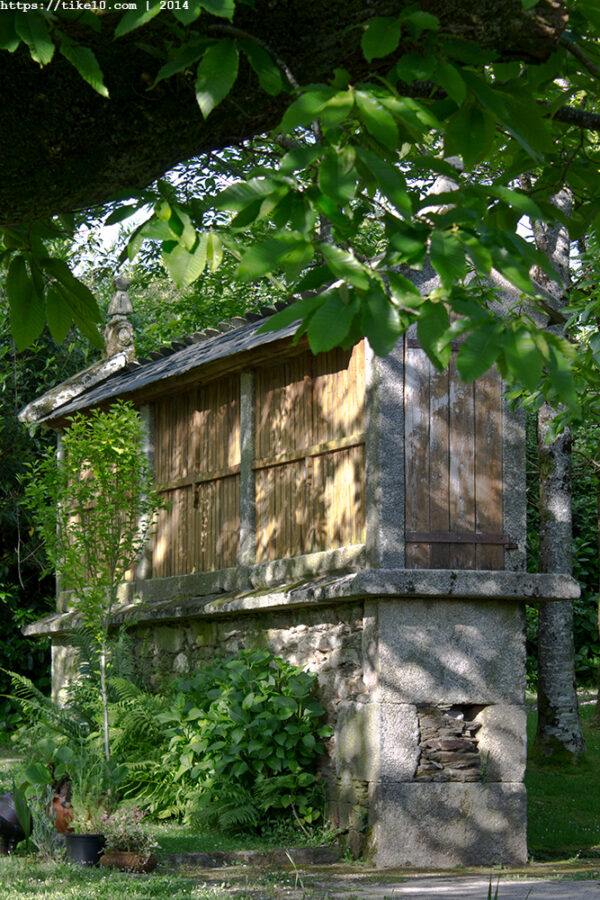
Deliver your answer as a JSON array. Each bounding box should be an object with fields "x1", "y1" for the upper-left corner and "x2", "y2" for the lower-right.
[
  {"x1": 136, "y1": 404, "x2": 155, "y2": 581},
  {"x1": 238, "y1": 370, "x2": 256, "y2": 567}
]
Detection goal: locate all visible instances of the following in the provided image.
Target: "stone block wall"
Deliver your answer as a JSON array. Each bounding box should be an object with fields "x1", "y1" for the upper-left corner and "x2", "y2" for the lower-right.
[{"x1": 121, "y1": 591, "x2": 527, "y2": 867}]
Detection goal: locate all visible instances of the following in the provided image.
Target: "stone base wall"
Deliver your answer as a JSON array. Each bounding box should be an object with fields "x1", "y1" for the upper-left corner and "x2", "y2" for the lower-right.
[{"x1": 49, "y1": 585, "x2": 529, "y2": 868}]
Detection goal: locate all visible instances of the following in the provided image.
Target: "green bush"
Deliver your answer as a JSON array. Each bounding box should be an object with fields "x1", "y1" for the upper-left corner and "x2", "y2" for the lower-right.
[{"x1": 143, "y1": 650, "x2": 332, "y2": 830}]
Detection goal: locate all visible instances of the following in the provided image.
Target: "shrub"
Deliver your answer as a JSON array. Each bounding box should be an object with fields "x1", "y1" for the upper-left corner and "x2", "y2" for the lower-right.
[{"x1": 143, "y1": 649, "x2": 332, "y2": 830}]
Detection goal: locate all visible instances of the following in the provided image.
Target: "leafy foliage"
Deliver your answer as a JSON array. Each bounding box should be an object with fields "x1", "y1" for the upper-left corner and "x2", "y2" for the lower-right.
[
  {"x1": 24, "y1": 401, "x2": 163, "y2": 761},
  {"x1": 1, "y1": 1, "x2": 600, "y2": 418},
  {"x1": 129, "y1": 650, "x2": 331, "y2": 829}
]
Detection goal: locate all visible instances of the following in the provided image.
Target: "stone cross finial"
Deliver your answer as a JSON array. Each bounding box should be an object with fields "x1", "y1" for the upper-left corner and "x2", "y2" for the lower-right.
[{"x1": 104, "y1": 276, "x2": 135, "y2": 360}]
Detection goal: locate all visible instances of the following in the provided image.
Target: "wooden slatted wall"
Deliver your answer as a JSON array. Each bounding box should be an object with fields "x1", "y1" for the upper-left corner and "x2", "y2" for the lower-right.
[
  {"x1": 404, "y1": 343, "x2": 504, "y2": 570},
  {"x1": 254, "y1": 343, "x2": 366, "y2": 562},
  {"x1": 152, "y1": 375, "x2": 240, "y2": 576}
]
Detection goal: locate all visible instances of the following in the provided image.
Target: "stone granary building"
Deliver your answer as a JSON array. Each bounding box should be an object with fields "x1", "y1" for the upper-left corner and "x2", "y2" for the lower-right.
[{"x1": 21, "y1": 278, "x2": 577, "y2": 868}]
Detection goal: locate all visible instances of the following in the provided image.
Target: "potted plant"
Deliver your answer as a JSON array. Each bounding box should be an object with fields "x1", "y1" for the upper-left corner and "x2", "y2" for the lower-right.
[
  {"x1": 63, "y1": 752, "x2": 116, "y2": 866},
  {"x1": 98, "y1": 806, "x2": 158, "y2": 873}
]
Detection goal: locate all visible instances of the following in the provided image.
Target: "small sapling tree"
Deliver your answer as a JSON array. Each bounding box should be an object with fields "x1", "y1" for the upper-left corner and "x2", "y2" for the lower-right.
[{"x1": 26, "y1": 400, "x2": 162, "y2": 762}]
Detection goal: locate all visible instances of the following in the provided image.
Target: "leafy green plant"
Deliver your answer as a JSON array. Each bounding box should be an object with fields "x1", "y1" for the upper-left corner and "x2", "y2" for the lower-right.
[
  {"x1": 24, "y1": 400, "x2": 163, "y2": 762},
  {"x1": 137, "y1": 650, "x2": 332, "y2": 830}
]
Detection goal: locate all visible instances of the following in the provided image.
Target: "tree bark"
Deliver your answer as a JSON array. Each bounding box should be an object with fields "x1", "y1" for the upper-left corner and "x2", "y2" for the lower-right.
[
  {"x1": 532, "y1": 189, "x2": 585, "y2": 759},
  {"x1": 0, "y1": 0, "x2": 567, "y2": 225},
  {"x1": 591, "y1": 484, "x2": 600, "y2": 727},
  {"x1": 533, "y1": 404, "x2": 585, "y2": 758}
]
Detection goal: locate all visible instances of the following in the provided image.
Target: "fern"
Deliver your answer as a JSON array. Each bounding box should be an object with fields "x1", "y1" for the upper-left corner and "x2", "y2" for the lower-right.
[
  {"x1": 4, "y1": 670, "x2": 90, "y2": 743},
  {"x1": 189, "y1": 782, "x2": 260, "y2": 831}
]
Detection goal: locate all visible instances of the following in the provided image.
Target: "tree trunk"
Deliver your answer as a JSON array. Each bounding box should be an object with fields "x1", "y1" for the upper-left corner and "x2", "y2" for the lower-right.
[
  {"x1": 531, "y1": 189, "x2": 585, "y2": 759},
  {"x1": 533, "y1": 404, "x2": 585, "y2": 758},
  {"x1": 0, "y1": 0, "x2": 567, "y2": 224},
  {"x1": 591, "y1": 484, "x2": 600, "y2": 727},
  {"x1": 99, "y1": 640, "x2": 111, "y2": 763}
]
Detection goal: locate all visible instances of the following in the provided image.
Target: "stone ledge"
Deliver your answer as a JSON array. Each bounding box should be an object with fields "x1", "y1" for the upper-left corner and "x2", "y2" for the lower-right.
[
  {"x1": 167, "y1": 847, "x2": 341, "y2": 868},
  {"x1": 23, "y1": 566, "x2": 579, "y2": 637}
]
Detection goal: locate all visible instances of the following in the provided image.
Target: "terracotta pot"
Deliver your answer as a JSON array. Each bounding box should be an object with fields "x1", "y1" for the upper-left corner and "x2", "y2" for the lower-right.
[
  {"x1": 99, "y1": 850, "x2": 158, "y2": 873},
  {"x1": 51, "y1": 794, "x2": 73, "y2": 834}
]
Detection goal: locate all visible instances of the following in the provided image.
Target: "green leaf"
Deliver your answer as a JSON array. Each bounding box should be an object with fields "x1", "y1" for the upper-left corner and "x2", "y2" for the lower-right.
[
  {"x1": 395, "y1": 53, "x2": 437, "y2": 83},
  {"x1": 362, "y1": 287, "x2": 403, "y2": 355},
  {"x1": 355, "y1": 90, "x2": 399, "y2": 149},
  {"x1": 172, "y1": 2, "x2": 203, "y2": 24},
  {"x1": 257, "y1": 293, "x2": 325, "y2": 334},
  {"x1": 23, "y1": 762, "x2": 52, "y2": 788},
  {"x1": 355, "y1": 148, "x2": 412, "y2": 219},
  {"x1": 488, "y1": 185, "x2": 543, "y2": 221},
  {"x1": 195, "y1": 39, "x2": 239, "y2": 118},
  {"x1": 429, "y1": 231, "x2": 468, "y2": 288},
  {"x1": 15, "y1": 12, "x2": 54, "y2": 65},
  {"x1": 307, "y1": 290, "x2": 359, "y2": 352},
  {"x1": 320, "y1": 243, "x2": 371, "y2": 290},
  {"x1": 6, "y1": 256, "x2": 45, "y2": 350},
  {"x1": 318, "y1": 150, "x2": 356, "y2": 205},
  {"x1": 459, "y1": 232, "x2": 493, "y2": 274},
  {"x1": 456, "y1": 322, "x2": 501, "y2": 381},
  {"x1": 41, "y1": 258, "x2": 102, "y2": 323},
  {"x1": 153, "y1": 40, "x2": 208, "y2": 86},
  {"x1": 489, "y1": 245, "x2": 533, "y2": 294},
  {"x1": 0, "y1": 15, "x2": 19, "y2": 52},
  {"x1": 321, "y1": 89, "x2": 354, "y2": 130},
  {"x1": 278, "y1": 145, "x2": 322, "y2": 175},
  {"x1": 46, "y1": 285, "x2": 73, "y2": 345},
  {"x1": 361, "y1": 17, "x2": 401, "y2": 62},
  {"x1": 547, "y1": 345, "x2": 579, "y2": 412},
  {"x1": 60, "y1": 41, "x2": 109, "y2": 97},
  {"x1": 162, "y1": 237, "x2": 208, "y2": 287},
  {"x1": 433, "y1": 60, "x2": 466, "y2": 105},
  {"x1": 237, "y1": 233, "x2": 309, "y2": 282},
  {"x1": 387, "y1": 271, "x2": 422, "y2": 307},
  {"x1": 279, "y1": 88, "x2": 335, "y2": 132},
  {"x1": 114, "y1": 2, "x2": 162, "y2": 37},
  {"x1": 401, "y1": 9, "x2": 439, "y2": 36},
  {"x1": 387, "y1": 221, "x2": 427, "y2": 266},
  {"x1": 444, "y1": 104, "x2": 496, "y2": 169},
  {"x1": 199, "y1": 0, "x2": 235, "y2": 17},
  {"x1": 503, "y1": 328, "x2": 543, "y2": 392},
  {"x1": 417, "y1": 300, "x2": 451, "y2": 370},
  {"x1": 241, "y1": 41, "x2": 283, "y2": 95},
  {"x1": 206, "y1": 231, "x2": 223, "y2": 272}
]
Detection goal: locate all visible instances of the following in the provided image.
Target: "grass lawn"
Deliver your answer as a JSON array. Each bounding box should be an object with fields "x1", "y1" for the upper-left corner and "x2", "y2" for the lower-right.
[
  {"x1": 3, "y1": 695, "x2": 600, "y2": 896},
  {"x1": 526, "y1": 694, "x2": 600, "y2": 860}
]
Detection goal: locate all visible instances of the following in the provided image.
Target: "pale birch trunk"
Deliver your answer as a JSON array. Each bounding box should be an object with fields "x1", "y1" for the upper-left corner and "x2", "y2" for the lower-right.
[
  {"x1": 534, "y1": 404, "x2": 584, "y2": 756},
  {"x1": 532, "y1": 189, "x2": 585, "y2": 758}
]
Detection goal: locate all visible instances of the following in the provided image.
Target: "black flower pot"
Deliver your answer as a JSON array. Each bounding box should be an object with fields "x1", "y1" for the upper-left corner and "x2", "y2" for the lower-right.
[{"x1": 65, "y1": 832, "x2": 106, "y2": 866}]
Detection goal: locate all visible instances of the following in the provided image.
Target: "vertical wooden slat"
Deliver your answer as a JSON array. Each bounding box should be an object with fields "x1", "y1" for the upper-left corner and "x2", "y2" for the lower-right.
[
  {"x1": 404, "y1": 347, "x2": 431, "y2": 568},
  {"x1": 475, "y1": 370, "x2": 504, "y2": 569},
  {"x1": 429, "y1": 366, "x2": 451, "y2": 568},
  {"x1": 448, "y1": 357, "x2": 476, "y2": 569}
]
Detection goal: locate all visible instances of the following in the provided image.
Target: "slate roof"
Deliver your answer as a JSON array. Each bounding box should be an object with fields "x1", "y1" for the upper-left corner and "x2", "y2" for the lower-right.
[{"x1": 35, "y1": 304, "x2": 298, "y2": 425}]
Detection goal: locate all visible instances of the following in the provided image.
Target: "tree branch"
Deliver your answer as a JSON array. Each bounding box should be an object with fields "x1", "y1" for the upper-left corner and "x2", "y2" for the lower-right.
[{"x1": 560, "y1": 35, "x2": 600, "y2": 82}]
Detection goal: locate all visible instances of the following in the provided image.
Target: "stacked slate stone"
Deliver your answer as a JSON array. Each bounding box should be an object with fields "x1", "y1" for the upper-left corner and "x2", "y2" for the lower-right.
[{"x1": 415, "y1": 706, "x2": 482, "y2": 782}]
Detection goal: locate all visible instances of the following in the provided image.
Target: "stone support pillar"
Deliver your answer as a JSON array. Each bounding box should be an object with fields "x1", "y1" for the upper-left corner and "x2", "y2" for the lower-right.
[
  {"x1": 365, "y1": 339, "x2": 405, "y2": 568},
  {"x1": 503, "y1": 399, "x2": 527, "y2": 572}
]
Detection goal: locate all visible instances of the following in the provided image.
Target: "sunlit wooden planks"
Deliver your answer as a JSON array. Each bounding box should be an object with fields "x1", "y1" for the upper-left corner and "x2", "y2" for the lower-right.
[
  {"x1": 255, "y1": 343, "x2": 366, "y2": 563},
  {"x1": 152, "y1": 375, "x2": 240, "y2": 576}
]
